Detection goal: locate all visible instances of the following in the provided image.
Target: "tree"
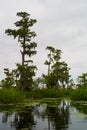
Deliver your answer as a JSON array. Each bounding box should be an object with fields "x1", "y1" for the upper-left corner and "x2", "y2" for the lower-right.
[
  {"x1": 44, "y1": 46, "x2": 55, "y2": 76},
  {"x1": 77, "y1": 73, "x2": 87, "y2": 88},
  {"x1": 52, "y1": 61, "x2": 70, "y2": 88},
  {"x1": 43, "y1": 46, "x2": 70, "y2": 89},
  {"x1": 14, "y1": 64, "x2": 37, "y2": 91},
  {"x1": 5, "y1": 12, "x2": 37, "y2": 91},
  {"x1": 0, "y1": 68, "x2": 15, "y2": 88}
]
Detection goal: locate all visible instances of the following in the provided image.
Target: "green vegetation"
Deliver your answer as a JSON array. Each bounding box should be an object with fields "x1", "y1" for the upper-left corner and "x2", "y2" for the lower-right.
[
  {"x1": 69, "y1": 73, "x2": 87, "y2": 101},
  {"x1": 5, "y1": 12, "x2": 37, "y2": 92},
  {"x1": 0, "y1": 87, "x2": 87, "y2": 104},
  {"x1": 0, "y1": 11, "x2": 87, "y2": 104},
  {"x1": 0, "y1": 88, "x2": 70, "y2": 104},
  {"x1": 0, "y1": 88, "x2": 25, "y2": 104},
  {"x1": 3, "y1": 11, "x2": 72, "y2": 92},
  {"x1": 25, "y1": 88, "x2": 69, "y2": 98},
  {"x1": 43, "y1": 46, "x2": 70, "y2": 89},
  {"x1": 70, "y1": 88, "x2": 87, "y2": 101}
]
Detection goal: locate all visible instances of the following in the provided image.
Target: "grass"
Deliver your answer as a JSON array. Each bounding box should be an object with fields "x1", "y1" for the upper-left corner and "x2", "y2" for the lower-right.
[
  {"x1": 0, "y1": 88, "x2": 25, "y2": 104},
  {"x1": 70, "y1": 88, "x2": 87, "y2": 101},
  {"x1": 25, "y1": 87, "x2": 87, "y2": 101},
  {"x1": 25, "y1": 88, "x2": 71, "y2": 99},
  {"x1": 0, "y1": 87, "x2": 87, "y2": 105}
]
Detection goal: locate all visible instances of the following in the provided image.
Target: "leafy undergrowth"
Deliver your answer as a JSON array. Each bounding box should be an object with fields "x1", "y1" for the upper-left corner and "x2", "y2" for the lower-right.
[
  {"x1": 70, "y1": 88, "x2": 87, "y2": 101},
  {"x1": 0, "y1": 88, "x2": 25, "y2": 104},
  {"x1": 25, "y1": 88, "x2": 71, "y2": 99},
  {"x1": 0, "y1": 87, "x2": 87, "y2": 105}
]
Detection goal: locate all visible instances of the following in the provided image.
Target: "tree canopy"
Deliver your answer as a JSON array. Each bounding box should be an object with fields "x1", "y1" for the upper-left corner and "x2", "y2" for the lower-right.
[
  {"x1": 5, "y1": 12, "x2": 37, "y2": 91},
  {"x1": 43, "y1": 46, "x2": 71, "y2": 89}
]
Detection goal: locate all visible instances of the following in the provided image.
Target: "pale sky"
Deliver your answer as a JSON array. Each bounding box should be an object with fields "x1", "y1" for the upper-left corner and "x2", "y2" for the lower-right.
[{"x1": 0, "y1": 0, "x2": 87, "y2": 81}]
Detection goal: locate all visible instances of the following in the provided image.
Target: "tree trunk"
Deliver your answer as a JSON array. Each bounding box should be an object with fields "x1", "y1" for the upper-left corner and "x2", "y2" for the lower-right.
[{"x1": 20, "y1": 37, "x2": 26, "y2": 92}]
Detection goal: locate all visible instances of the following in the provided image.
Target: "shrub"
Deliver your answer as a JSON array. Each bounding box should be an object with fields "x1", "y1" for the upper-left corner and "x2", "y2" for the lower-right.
[
  {"x1": 0, "y1": 88, "x2": 25, "y2": 104},
  {"x1": 25, "y1": 88, "x2": 71, "y2": 99},
  {"x1": 70, "y1": 88, "x2": 87, "y2": 101}
]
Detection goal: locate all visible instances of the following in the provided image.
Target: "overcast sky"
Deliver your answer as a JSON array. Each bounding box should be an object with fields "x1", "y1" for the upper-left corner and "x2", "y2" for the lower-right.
[{"x1": 0, "y1": 0, "x2": 87, "y2": 81}]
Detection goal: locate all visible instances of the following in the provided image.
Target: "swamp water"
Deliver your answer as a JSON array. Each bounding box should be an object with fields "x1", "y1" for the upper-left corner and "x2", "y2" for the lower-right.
[{"x1": 0, "y1": 100, "x2": 87, "y2": 130}]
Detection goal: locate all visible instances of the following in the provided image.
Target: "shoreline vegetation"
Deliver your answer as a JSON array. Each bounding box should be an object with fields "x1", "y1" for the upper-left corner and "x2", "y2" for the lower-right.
[{"x1": 0, "y1": 88, "x2": 87, "y2": 105}]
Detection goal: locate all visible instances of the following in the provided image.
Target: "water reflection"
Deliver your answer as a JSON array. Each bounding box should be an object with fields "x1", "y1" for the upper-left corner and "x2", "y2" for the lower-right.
[
  {"x1": 45, "y1": 102, "x2": 70, "y2": 130},
  {"x1": 0, "y1": 100, "x2": 70, "y2": 130},
  {"x1": 14, "y1": 108, "x2": 35, "y2": 130},
  {"x1": 71, "y1": 102, "x2": 87, "y2": 115},
  {"x1": 2, "y1": 100, "x2": 87, "y2": 130}
]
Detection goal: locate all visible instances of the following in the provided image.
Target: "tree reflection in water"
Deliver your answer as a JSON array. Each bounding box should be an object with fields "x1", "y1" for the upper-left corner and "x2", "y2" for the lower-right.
[
  {"x1": 1, "y1": 100, "x2": 70, "y2": 130},
  {"x1": 71, "y1": 102, "x2": 87, "y2": 115},
  {"x1": 2, "y1": 107, "x2": 35, "y2": 130},
  {"x1": 46, "y1": 100, "x2": 70, "y2": 130}
]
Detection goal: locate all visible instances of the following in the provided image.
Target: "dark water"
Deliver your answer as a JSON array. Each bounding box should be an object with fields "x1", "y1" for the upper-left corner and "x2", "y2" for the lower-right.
[{"x1": 0, "y1": 100, "x2": 87, "y2": 130}]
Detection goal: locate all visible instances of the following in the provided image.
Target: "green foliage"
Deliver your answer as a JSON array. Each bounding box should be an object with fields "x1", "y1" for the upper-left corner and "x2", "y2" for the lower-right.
[
  {"x1": 0, "y1": 68, "x2": 15, "y2": 88},
  {"x1": 5, "y1": 12, "x2": 37, "y2": 91},
  {"x1": 44, "y1": 46, "x2": 70, "y2": 89},
  {"x1": 77, "y1": 73, "x2": 87, "y2": 88},
  {"x1": 0, "y1": 88, "x2": 25, "y2": 104},
  {"x1": 14, "y1": 64, "x2": 37, "y2": 91},
  {"x1": 70, "y1": 88, "x2": 87, "y2": 101},
  {"x1": 25, "y1": 88, "x2": 71, "y2": 99},
  {"x1": 70, "y1": 73, "x2": 87, "y2": 101}
]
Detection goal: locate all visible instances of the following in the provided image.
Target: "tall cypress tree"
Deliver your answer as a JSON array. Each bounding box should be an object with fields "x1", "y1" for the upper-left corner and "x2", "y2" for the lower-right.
[
  {"x1": 44, "y1": 46, "x2": 70, "y2": 89},
  {"x1": 5, "y1": 12, "x2": 37, "y2": 91}
]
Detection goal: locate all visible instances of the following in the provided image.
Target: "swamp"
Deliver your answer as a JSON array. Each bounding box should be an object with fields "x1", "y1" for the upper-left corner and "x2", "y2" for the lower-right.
[
  {"x1": 0, "y1": 6, "x2": 87, "y2": 130},
  {"x1": 0, "y1": 99, "x2": 87, "y2": 130}
]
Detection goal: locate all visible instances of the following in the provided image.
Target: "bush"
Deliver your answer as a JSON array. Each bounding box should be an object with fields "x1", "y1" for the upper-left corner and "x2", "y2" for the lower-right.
[
  {"x1": 0, "y1": 88, "x2": 25, "y2": 104},
  {"x1": 25, "y1": 88, "x2": 71, "y2": 99},
  {"x1": 70, "y1": 88, "x2": 87, "y2": 101}
]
